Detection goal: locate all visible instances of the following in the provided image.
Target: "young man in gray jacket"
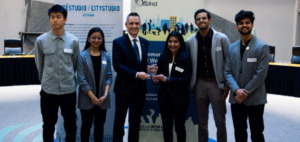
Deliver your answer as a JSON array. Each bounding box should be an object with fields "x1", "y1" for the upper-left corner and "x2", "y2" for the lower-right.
[
  {"x1": 186, "y1": 9, "x2": 230, "y2": 142},
  {"x1": 224, "y1": 10, "x2": 269, "y2": 142}
]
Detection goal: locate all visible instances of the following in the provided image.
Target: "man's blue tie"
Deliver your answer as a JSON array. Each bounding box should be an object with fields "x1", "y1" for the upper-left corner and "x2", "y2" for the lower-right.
[{"x1": 133, "y1": 39, "x2": 140, "y2": 63}]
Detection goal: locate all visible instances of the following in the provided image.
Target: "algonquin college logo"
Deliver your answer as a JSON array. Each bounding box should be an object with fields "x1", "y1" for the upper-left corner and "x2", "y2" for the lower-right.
[{"x1": 135, "y1": 0, "x2": 158, "y2": 6}]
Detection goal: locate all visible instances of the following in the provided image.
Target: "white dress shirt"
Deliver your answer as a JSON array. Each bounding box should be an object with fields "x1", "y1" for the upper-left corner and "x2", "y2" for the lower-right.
[{"x1": 128, "y1": 34, "x2": 142, "y2": 61}]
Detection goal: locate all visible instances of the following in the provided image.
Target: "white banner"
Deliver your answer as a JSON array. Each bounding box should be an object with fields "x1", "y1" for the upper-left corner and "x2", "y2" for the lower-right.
[{"x1": 56, "y1": 0, "x2": 123, "y2": 52}]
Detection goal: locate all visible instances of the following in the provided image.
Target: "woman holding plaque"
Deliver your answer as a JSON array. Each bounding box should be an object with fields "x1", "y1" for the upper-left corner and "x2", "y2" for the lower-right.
[
  {"x1": 152, "y1": 31, "x2": 192, "y2": 142},
  {"x1": 77, "y1": 27, "x2": 112, "y2": 142}
]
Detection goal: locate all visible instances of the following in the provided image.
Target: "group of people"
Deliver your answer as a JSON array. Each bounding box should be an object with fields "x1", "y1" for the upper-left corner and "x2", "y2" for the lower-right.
[{"x1": 34, "y1": 4, "x2": 269, "y2": 142}]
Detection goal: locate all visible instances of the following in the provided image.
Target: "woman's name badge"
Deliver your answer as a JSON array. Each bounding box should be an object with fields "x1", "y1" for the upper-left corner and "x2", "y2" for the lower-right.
[
  {"x1": 102, "y1": 61, "x2": 107, "y2": 64},
  {"x1": 175, "y1": 66, "x2": 184, "y2": 73}
]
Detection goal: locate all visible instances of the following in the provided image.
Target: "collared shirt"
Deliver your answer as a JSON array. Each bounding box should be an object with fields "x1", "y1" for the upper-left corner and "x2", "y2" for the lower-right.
[
  {"x1": 240, "y1": 38, "x2": 251, "y2": 59},
  {"x1": 196, "y1": 28, "x2": 216, "y2": 79},
  {"x1": 128, "y1": 34, "x2": 142, "y2": 61},
  {"x1": 34, "y1": 30, "x2": 80, "y2": 95}
]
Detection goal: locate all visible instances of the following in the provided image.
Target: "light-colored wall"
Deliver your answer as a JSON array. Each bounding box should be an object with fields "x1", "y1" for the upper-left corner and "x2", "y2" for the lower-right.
[
  {"x1": 0, "y1": 0, "x2": 129, "y2": 55},
  {"x1": 0, "y1": 0, "x2": 298, "y2": 62},
  {"x1": 204, "y1": 0, "x2": 297, "y2": 62},
  {"x1": 0, "y1": 0, "x2": 27, "y2": 55},
  {"x1": 0, "y1": 0, "x2": 55, "y2": 55}
]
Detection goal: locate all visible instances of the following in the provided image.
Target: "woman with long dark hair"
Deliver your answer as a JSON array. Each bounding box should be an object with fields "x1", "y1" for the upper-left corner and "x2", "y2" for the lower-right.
[
  {"x1": 152, "y1": 31, "x2": 192, "y2": 142},
  {"x1": 77, "y1": 27, "x2": 112, "y2": 142}
]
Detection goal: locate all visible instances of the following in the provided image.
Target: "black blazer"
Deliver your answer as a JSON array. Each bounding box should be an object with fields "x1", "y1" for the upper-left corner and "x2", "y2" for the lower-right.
[
  {"x1": 156, "y1": 49, "x2": 192, "y2": 107},
  {"x1": 112, "y1": 34, "x2": 149, "y2": 95}
]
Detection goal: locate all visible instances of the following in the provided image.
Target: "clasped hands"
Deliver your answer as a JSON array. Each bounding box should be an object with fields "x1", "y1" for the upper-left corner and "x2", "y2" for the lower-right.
[
  {"x1": 151, "y1": 74, "x2": 167, "y2": 84},
  {"x1": 137, "y1": 72, "x2": 150, "y2": 80},
  {"x1": 235, "y1": 89, "x2": 248, "y2": 104},
  {"x1": 90, "y1": 94, "x2": 107, "y2": 106},
  {"x1": 137, "y1": 64, "x2": 158, "y2": 80}
]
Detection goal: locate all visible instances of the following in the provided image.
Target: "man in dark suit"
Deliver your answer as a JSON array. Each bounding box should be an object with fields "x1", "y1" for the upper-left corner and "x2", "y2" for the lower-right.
[
  {"x1": 224, "y1": 10, "x2": 269, "y2": 142},
  {"x1": 112, "y1": 12, "x2": 150, "y2": 142}
]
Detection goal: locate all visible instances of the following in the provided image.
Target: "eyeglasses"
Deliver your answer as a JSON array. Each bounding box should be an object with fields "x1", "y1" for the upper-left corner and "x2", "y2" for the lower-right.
[{"x1": 91, "y1": 37, "x2": 102, "y2": 41}]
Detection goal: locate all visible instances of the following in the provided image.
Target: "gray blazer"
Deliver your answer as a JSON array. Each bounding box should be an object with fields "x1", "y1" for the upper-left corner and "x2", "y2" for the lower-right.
[
  {"x1": 77, "y1": 49, "x2": 112, "y2": 110},
  {"x1": 186, "y1": 28, "x2": 230, "y2": 90},
  {"x1": 224, "y1": 37, "x2": 269, "y2": 106}
]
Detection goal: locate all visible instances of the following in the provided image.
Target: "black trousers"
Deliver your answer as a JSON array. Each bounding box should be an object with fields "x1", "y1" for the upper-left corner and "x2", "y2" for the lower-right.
[
  {"x1": 231, "y1": 103, "x2": 265, "y2": 142},
  {"x1": 40, "y1": 90, "x2": 77, "y2": 142},
  {"x1": 159, "y1": 100, "x2": 188, "y2": 142},
  {"x1": 80, "y1": 106, "x2": 107, "y2": 142},
  {"x1": 113, "y1": 93, "x2": 146, "y2": 142}
]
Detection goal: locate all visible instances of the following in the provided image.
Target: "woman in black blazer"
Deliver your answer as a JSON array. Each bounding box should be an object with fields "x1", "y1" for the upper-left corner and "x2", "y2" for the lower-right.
[{"x1": 152, "y1": 31, "x2": 192, "y2": 142}]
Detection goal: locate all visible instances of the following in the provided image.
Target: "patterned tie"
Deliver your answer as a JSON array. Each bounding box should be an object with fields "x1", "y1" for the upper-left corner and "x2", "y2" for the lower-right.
[{"x1": 133, "y1": 39, "x2": 140, "y2": 63}]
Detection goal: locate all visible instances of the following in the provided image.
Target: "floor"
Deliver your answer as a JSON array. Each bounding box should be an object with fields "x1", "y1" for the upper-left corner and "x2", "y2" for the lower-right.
[{"x1": 0, "y1": 85, "x2": 299, "y2": 142}]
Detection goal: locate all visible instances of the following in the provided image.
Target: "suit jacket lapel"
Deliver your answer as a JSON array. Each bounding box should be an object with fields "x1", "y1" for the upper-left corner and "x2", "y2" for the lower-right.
[
  {"x1": 235, "y1": 40, "x2": 242, "y2": 82},
  {"x1": 85, "y1": 49, "x2": 96, "y2": 87},
  {"x1": 140, "y1": 36, "x2": 147, "y2": 63},
  {"x1": 242, "y1": 37, "x2": 255, "y2": 62},
  {"x1": 236, "y1": 39, "x2": 242, "y2": 62},
  {"x1": 192, "y1": 35, "x2": 198, "y2": 62},
  {"x1": 99, "y1": 50, "x2": 107, "y2": 88},
  {"x1": 125, "y1": 35, "x2": 139, "y2": 63}
]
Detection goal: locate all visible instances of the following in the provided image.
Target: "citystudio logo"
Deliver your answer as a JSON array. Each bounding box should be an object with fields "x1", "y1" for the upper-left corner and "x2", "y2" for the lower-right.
[{"x1": 135, "y1": 0, "x2": 158, "y2": 7}]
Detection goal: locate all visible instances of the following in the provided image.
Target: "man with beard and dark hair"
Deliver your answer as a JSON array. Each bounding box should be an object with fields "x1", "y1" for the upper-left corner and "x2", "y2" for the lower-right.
[
  {"x1": 224, "y1": 10, "x2": 269, "y2": 142},
  {"x1": 187, "y1": 9, "x2": 230, "y2": 142}
]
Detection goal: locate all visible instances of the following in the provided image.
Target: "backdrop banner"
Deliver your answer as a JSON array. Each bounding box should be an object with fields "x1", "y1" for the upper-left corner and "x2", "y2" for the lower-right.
[
  {"x1": 55, "y1": 0, "x2": 123, "y2": 141},
  {"x1": 132, "y1": 0, "x2": 205, "y2": 141}
]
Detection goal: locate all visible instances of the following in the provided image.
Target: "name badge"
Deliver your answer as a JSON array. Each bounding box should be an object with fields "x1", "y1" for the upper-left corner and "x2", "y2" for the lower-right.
[
  {"x1": 175, "y1": 66, "x2": 184, "y2": 73},
  {"x1": 246, "y1": 46, "x2": 250, "y2": 50},
  {"x1": 216, "y1": 47, "x2": 222, "y2": 51},
  {"x1": 247, "y1": 58, "x2": 257, "y2": 62},
  {"x1": 102, "y1": 61, "x2": 107, "y2": 64},
  {"x1": 64, "y1": 49, "x2": 73, "y2": 54}
]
